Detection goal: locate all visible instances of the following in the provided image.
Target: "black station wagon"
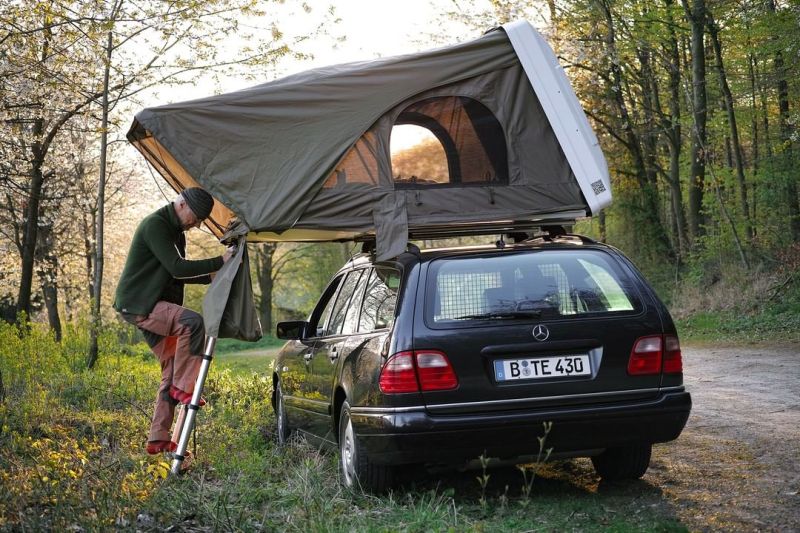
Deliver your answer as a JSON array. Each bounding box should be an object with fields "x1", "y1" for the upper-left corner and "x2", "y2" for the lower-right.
[{"x1": 273, "y1": 233, "x2": 692, "y2": 491}]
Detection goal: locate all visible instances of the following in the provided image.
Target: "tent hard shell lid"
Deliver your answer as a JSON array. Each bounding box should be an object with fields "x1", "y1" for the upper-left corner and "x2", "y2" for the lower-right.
[{"x1": 127, "y1": 20, "x2": 612, "y2": 261}]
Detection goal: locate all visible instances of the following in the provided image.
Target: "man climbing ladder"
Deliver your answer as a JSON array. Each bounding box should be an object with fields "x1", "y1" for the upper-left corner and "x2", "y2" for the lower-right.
[{"x1": 113, "y1": 187, "x2": 232, "y2": 456}]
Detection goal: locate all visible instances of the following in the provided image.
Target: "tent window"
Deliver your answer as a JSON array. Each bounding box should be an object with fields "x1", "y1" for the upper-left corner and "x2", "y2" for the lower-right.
[
  {"x1": 323, "y1": 131, "x2": 380, "y2": 188},
  {"x1": 390, "y1": 126, "x2": 449, "y2": 185},
  {"x1": 391, "y1": 96, "x2": 508, "y2": 188}
]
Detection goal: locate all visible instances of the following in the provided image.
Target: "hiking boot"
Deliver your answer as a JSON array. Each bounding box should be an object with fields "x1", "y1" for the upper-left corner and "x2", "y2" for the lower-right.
[
  {"x1": 169, "y1": 385, "x2": 206, "y2": 406},
  {"x1": 146, "y1": 440, "x2": 177, "y2": 455}
]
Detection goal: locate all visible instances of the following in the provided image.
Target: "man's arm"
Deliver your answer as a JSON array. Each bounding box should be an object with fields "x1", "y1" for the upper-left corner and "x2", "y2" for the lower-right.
[
  {"x1": 142, "y1": 219, "x2": 224, "y2": 278},
  {"x1": 171, "y1": 243, "x2": 236, "y2": 285}
]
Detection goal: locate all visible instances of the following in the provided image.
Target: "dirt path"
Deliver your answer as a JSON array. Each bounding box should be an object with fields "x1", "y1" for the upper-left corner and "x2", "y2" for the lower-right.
[
  {"x1": 411, "y1": 342, "x2": 800, "y2": 531},
  {"x1": 648, "y1": 342, "x2": 800, "y2": 531}
]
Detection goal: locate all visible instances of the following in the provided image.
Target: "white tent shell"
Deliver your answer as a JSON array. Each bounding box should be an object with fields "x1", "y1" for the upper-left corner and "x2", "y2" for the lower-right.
[{"x1": 128, "y1": 21, "x2": 611, "y2": 261}]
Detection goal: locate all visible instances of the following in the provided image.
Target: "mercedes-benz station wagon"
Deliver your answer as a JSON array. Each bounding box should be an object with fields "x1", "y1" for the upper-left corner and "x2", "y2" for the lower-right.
[{"x1": 273, "y1": 234, "x2": 691, "y2": 492}]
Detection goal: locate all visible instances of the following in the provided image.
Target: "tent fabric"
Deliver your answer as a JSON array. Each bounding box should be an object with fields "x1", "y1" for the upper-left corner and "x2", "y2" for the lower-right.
[
  {"x1": 202, "y1": 221, "x2": 262, "y2": 340},
  {"x1": 128, "y1": 20, "x2": 612, "y2": 262}
]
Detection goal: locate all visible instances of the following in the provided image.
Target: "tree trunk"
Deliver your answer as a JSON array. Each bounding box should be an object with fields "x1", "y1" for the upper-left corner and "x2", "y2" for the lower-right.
[
  {"x1": 767, "y1": 0, "x2": 800, "y2": 241},
  {"x1": 16, "y1": 118, "x2": 45, "y2": 323},
  {"x1": 756, "y1": 54, "x2": 773, "y2": 238},
  {"x1": 598, "y1": 210, "x2": 607, "y2": 243},
  {"x1": 15, "y1": 24, "x2": 53, "y2": 325},
  {"x1": 636, "y1": 42, "x2": 660, "y2": 189},
  {"x1": 87, "y1": 30, "x2": 113, "y2": 369},
  {"x1": 748, "y1": 52, "x2": 759, "y2": 235},
  {"x1": 596, "y1": 0, "x2": 670, "y2": 255},
  {"x1": 662, "y1": 0, "x2": 688, "y2": 256},
  {"x1": 682, "y1": 0, "x2": 708, "y2": 246},
  {"x1": 83, "y1": 210, "x2": 95, "y2": 301},
  {"x1": 35, "y1": 219, "x2": 62, "y2": 341},
  {"x1": 254, "y1": 244, "x2": 276, "y2": 336},
  {"x1": 707, "y1": 14, "x2": 753, "y2": 241}
]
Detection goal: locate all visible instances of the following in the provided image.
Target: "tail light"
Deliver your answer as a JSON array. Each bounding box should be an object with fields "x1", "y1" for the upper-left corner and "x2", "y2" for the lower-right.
[
  {"x1": 628, "y1": 335, "x2": 663, "y2": 375},
  {"x1": 415, "y1": 351, "x2": 458, "y2": 391},
  {"x1": 378, "y1": 352, "x2": 418, "y2": 393},
  {"x1": 379, "y1": 350, "x2": 458, "y2": 393},
  {"x1": 663, "y1": 335, "x2": 683, "y2": 373},
  {"x1": 628, "y1": 334, "x2": 683, "y2": 375}
]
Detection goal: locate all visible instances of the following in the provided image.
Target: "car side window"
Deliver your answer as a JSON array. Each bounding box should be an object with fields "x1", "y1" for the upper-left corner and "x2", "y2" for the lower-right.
[
  {"x1": 326, "y1": 270, "x2": 364, "y2": 337},
  {"x1": 359, "y1": 267, "x2": 401, "y2": 332},
  {"x1": 310, "y1": 275, "x2": 343, "y2": 337},
  {"x1": 342, "y1": 269, "x2": 370, "y2": 335}
]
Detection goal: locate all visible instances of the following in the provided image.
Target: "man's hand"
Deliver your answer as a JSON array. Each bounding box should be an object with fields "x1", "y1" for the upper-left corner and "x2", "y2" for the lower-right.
[{"x1": 222, "y1": 245, "x2": 236, "y2": 263}]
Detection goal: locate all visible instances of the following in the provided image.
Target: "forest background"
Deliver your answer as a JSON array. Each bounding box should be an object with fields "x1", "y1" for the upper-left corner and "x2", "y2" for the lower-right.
[{"x1": 2, "y1": 0, "x2": 800, "y2": 363}]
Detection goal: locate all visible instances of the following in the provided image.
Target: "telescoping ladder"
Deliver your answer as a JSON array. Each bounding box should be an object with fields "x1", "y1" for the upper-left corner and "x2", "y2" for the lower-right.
[{"x1": 170, "y1": 335, "x2": 217, "y2": 475}]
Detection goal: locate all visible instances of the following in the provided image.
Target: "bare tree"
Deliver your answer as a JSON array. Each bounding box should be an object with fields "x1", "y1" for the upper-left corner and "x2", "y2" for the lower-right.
[
  {"x1": 682, "y1": 0, "x2": 708, "y2": 245},
  {"x1": 707, "y1": 11, "x2": 752, "y2": 242}
]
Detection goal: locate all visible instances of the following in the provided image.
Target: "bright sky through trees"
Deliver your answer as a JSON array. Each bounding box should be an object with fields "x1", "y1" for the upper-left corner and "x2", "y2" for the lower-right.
[{"x1": 146, "y1": 0, "x2": 503, "y2": 106}]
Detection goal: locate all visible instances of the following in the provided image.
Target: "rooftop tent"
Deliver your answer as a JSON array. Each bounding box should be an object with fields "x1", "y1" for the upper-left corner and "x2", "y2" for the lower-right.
[{"x1": 127, "y1": 20, "x2": 612, "y2": 260}]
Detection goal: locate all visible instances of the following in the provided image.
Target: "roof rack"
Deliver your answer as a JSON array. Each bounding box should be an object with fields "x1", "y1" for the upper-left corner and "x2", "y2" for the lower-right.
[
  {"x1": 525, "y1": 233, "x2": 597, "y2": 245},
  {"x1": 404, "y1": 216, "x2": 582, "y2": 242}
]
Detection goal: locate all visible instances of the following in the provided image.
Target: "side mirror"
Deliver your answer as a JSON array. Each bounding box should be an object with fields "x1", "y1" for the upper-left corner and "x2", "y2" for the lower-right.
[{"x1": 276, "y1": 320, "x2": 309, "y2": 340}]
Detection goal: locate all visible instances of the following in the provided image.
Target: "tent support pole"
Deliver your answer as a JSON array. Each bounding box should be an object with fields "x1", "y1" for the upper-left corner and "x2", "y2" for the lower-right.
[{"x1": 170, "y1": 335, "x2": 216, "y2": 475}]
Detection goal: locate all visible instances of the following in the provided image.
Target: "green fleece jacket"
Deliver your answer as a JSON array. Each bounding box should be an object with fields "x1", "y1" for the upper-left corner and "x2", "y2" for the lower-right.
[{"x1": 113, "y1": 203, "x2": 224, "y2": 316}]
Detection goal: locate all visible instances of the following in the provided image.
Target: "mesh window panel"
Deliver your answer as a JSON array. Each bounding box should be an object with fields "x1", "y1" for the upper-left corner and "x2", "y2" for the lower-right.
[
  {"x1": 323, "y1": 132, "x2": 380, "y2": 188},
  {"x1": 435, "y1": 271, "x2": 502, "y2": 321}
]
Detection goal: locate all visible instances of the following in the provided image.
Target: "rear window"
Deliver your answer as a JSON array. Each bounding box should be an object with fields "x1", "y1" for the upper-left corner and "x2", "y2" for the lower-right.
[{"x1": 426, "y1": 249, "x2": 641, "y2": 325}]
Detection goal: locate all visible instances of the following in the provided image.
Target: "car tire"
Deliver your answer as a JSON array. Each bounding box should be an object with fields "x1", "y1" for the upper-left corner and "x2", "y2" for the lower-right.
[
  {"x1": 591, "y1": 443, "x2": 652, "y2": 481},
  {"x1": 275, "y1": 382, "x2": 292, "y2": 445},
  {"x1": 338, "y1": 401, "x2": 394, "y2": 492}
]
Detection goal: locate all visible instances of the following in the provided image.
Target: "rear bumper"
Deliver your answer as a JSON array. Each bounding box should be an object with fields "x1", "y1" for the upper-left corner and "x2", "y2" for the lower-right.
[{"x1": 349, "y1": 390, "x2": 691, "y2": 465}]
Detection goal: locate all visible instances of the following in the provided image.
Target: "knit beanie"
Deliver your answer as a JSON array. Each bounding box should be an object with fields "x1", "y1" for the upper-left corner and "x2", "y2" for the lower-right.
[{"x1": 182, "y1": 187, "x2": 214, "y2": 220}]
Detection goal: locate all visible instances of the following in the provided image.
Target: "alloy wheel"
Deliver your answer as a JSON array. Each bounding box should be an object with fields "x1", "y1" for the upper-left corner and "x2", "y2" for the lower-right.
[{"x1": 340, "y1": 408, "x2": 357, "y2": 487}]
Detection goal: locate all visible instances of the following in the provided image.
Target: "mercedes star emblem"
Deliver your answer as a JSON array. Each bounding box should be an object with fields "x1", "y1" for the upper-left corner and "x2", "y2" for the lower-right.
[{"x1": 532, "y1": 324, "x2": 550, "y2": 341}]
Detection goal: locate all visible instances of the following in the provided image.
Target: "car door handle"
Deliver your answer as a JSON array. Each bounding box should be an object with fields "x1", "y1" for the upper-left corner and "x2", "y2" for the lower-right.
[{"x1": 329, "y1": 345, "x2": 339, "y2": 361}]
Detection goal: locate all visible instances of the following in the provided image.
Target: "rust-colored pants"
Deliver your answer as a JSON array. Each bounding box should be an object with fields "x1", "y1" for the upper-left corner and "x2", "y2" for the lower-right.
[{"x1": 128, "y1": 301, "x2": 206, "y2": 442}]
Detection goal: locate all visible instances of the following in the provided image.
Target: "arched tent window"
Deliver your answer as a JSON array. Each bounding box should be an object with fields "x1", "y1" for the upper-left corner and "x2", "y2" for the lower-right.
[
  {"x1": 390, "y1": 125, "x2": 448, "y2": 185},
  {"x1": 391, "y1": 96, "x2": 508, "y2": 188}
]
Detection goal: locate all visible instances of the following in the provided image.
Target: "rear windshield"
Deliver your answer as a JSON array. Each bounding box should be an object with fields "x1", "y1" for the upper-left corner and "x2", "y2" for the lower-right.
[{"x1": 426, "y1": 249, "x2": 642, "y2": 325}]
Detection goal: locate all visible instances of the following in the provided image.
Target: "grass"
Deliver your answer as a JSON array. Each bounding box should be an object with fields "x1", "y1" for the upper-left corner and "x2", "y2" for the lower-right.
[
  {"x1": 214, "y1": 334, "x2": 284, "y2": 355},
  {"x1": 214, "y1": 333, "x2": 281, "y2": 376},
  {"x1": 215, "y1": 349, "x2": 279, "y2": 376},
  {"x1": 675, "y1": 308, "x2": 800, "y2": 344},
  {"x1": 0, "y1": 321, "x2": 689, "y2": 531}
]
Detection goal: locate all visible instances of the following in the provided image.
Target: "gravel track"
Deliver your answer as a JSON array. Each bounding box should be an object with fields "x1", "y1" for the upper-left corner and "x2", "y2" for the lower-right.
[{"x1": 647, "y1": 343, "x2": 800, "y2": 531}]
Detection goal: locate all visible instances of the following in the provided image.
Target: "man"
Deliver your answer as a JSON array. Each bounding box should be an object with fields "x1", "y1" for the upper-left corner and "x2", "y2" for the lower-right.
[{"x1": 114, "y1": 187, "x2": 232, "y2": 455}]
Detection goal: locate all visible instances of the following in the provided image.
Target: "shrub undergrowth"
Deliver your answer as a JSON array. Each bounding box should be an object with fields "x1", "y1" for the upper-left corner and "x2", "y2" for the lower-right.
[{"x1": 671, "y1": 254, "x2": 800, "y2": 342}]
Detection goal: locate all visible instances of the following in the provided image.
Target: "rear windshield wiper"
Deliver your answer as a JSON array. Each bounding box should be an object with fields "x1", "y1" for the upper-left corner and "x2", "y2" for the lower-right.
[{"x1": 454, "y1": 310, "x2": 542, "y2": 320}]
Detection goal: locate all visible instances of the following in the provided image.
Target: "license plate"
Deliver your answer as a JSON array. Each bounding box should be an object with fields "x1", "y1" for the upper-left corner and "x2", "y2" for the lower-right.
[{"x1": 494, "y1": 355, "x2": 591, "y2": 381}]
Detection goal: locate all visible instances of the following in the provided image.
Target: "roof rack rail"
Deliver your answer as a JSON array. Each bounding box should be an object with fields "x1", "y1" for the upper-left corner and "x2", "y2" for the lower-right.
[
  {"x1": 525, "y1": 233, "x2": 597, "y2": 245},
  {"x1": 405, "y1": 216, "x2": 582, "y2": 241}
]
